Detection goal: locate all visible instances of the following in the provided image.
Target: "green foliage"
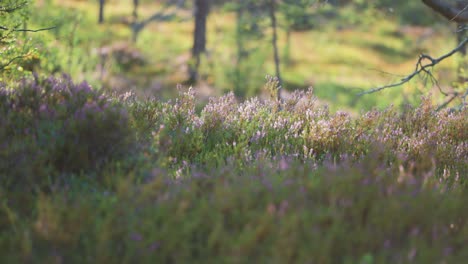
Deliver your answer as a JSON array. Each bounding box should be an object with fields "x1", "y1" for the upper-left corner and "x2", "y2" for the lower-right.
[
  {"x1": 0, "y1": 1, "x2": 94, "y2": 83},
  {"x1": 29, "y1": 5, "x2": 101, "y2": 79},
  {"x1": 0, "y1": 0, "x2": 33, "y2": 79},
  {"x1": 218, "y1": 0, "x2": 273, "y2": 98},
  {"x1": 281, "y1": 0, "x2": 320, "y2": 31}
]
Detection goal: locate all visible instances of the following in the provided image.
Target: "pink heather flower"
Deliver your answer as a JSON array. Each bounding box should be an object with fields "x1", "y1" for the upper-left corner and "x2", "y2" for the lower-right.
[
  {"x1": 279, "y1": 158, "x2": 289, "y2": 171},
  {"x1": 147, "y1": 241, "x2": 160, "y2": 252},
  {"x1": 130, "y1": 232, "x2": 143, "y2": 242}
]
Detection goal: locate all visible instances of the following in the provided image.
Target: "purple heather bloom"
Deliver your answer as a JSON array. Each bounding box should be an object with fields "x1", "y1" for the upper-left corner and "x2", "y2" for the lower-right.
[
  {"x1": 130, "y1": 232, "x2": 143, "y2": 242},
  {"x1": 443, "y1": 247, "x2": 453, "y2": 256},
  {"x1": 147, "y1": 241, "x2": 161, "y2": 252},
  {"x1": 279, "y1": 158, "x2": 289, "y2": 171}
]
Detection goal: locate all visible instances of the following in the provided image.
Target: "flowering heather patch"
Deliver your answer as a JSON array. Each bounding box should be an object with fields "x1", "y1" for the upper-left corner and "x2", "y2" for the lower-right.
[
  {"x1": 1, "y1": 78, "x2": 467, "y2": 263},
  {"x1": 0, "y1": 75, "x2": 134, "y2": 190},
  {"x1": 2, "y1": 156, "x2": 467, "y2": 263},
  {"x1": 149, "y1": 89, "x2": 466, "y2": 180}
]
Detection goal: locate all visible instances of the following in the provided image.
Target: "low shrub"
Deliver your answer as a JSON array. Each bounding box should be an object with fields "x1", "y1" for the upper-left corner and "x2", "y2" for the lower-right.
[
  {"x1": 0, "y1": 75, "x2": 134, "y2": 191},
  {"x1": 149, "y1": 87, "x2": 466, "y2": 181},
  {"x1": 1, "y1": 153, "x2": 467, "y2": 263},
  {"x1": 1, "y1": 80, "x2": 466, "y2": 263}
]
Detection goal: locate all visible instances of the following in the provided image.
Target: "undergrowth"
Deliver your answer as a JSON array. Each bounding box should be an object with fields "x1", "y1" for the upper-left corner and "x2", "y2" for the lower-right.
[{"x1": 0, "y1": 75, "x2": 467, "y2": 263}]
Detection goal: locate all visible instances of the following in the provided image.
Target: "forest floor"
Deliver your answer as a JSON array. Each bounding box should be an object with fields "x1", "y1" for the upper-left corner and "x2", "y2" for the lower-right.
[{"x1": 32, "y1": 0, "x2": 462, "y2": 112}]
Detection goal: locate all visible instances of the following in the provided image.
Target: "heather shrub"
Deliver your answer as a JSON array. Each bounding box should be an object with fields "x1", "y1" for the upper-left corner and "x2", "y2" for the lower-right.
[
  {"x1": 363, "y1": 98, "x2": 468, "y2": 180},
  {"x1": 1, "y1": 82, "x2": 467, "y2": 262},
  {"x1": 3, "y1": 152, "x2": 467, "y2": 263},
  {"x1": 150, "y1": 88, "x2": 466, "y2": 182},
  {"x1": 0, "y1": 75, "x2": 134, "y2": 190}
]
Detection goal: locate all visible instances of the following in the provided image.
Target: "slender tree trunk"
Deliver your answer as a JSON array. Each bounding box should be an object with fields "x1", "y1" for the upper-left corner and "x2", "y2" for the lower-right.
[
  {"x1": 455, "y1": 2, "x2": 467, "y2": 83},
  {"x1": 235, "y1": 3, "x2": 245, "y2": 94},
  {"x1": 268, "y1": 0, "x2": 282, "y2": 100},
  {"x1": 98, "y1": 0, "x2": 105, "y2": 24},
  {"x1": 133, "y1": 0, "x2": 139, "y2": 20},
  {"x1": 22, "y1": 21, "x2": 27, "y2": 38},
  {"x1": 284, "y1": 26, "x2": 291, "y2": 66},
  {"x1": 456, "y1": 1, "x2": 467, "y2": 55},
  {"x1": 456, "y1": 23, "x2": 467, "y2": 83},
  {"x1": 457, "y1": 24, "x2": 467, "y2": 56},
  {"x1": 177, "y1": 0, "x2": 186, "y2": 8},
  {"x1": 131, "y1": 0, "x2": 139, "y2": 42},
  {"x1": 189, "y1": 0, "x2": 210, "y2": 83}
]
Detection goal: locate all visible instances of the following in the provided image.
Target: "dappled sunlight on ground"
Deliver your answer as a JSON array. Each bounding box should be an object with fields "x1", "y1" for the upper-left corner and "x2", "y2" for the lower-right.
[{"x1": 37, "y1": 0, "x2": 462, "y2": 112}]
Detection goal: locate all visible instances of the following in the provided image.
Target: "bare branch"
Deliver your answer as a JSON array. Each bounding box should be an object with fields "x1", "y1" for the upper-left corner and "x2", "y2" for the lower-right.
[
  {"x1": 358, "y1": 37, "x2": 468, "y2": 96},
  {"x1": 436, "y1": 92, "x2": 459, "y2": 111},
  {"x1": 0, "y1": 25, "x2": 57, "y2": 32},
  {"x1": 0, "y1": 28, "x2": 15, "y2": 41},
  {"x1": 0, "y1": 54, "x2": 29, "y2": 70}
]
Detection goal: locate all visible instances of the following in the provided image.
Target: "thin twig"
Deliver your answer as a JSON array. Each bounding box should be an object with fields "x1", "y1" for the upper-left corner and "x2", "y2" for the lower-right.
[
  {"x1": 436, "y1": 93, "x2": 459, "y2": 111},
  {"x1": 358, "y1": 37, "x2": 468, "y2": 96},
  {"x1": 450, "y1": 3, "x2": 468, "y2": 22},
  {"x1": 364, "y1": 67, "x2": 405, "y2": 77},
  {"x1": 0, "y1": 54, "x2": 29, "y2": 70}
]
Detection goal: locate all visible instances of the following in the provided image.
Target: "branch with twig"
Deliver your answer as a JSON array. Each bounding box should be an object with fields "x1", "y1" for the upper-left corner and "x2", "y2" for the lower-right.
[
  {"x1": 0, "y1": 54, "x2": 30, "y2": 70},
  {"x1": 436, "y1": 92, "x2": 460, "y2": 111},
  {"x1": 358, "y1": 37, "x2": 468, "y2": 96},
  {"x1": 0, "y1": 25, "x2": 57, "y2": 33}
]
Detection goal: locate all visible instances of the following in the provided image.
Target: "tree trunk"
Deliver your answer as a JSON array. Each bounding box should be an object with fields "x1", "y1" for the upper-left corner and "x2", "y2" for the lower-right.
[
  {"x1": 457, "y1": 23, "x2": 467, "y2": 56},
  {"x1": 456, "y1": 22, "x2": 467, "y2": 83},
  {"x1": 284, "y1": 27, "x2": 291, "y2": 66},
  {"x1": 268, "y1": 0, "x2": 282, "y2": 100},
  {"x1": 133, "y1": 0, "x2": 139, "y2": 21},
  {"x1": 131, "y1": 0, "x2": 139, "y2": 42},
  {"x1": 235, "y1": 3, "x2": 245, "y2": 95},
  {"x1": 421, "y1": 0, "x2": 468, "y2": 23},
  {"x1": 98, "y1": 0, "x2": 105, "y2": 24},
  {"x1": 189, "y1": 0, "x2": 210, "y2": 83},
  {"x1": 456, "y1": 1, "x2": 467, "y2": 55}
]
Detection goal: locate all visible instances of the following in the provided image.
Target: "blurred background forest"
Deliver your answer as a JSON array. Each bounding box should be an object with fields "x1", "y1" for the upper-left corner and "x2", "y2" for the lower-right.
[{"x1": 1, "y1": 0, "x2": 467, "y2": 112}]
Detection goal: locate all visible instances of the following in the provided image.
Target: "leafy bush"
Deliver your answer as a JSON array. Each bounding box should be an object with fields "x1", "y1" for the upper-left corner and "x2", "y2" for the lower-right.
[
  {"x1": 0, "y1": 0, "x2": 33, "y2": 80},
  {"x1": 0, "y1": 75, "x2": 134, "y2": 190}
]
